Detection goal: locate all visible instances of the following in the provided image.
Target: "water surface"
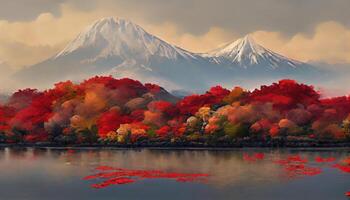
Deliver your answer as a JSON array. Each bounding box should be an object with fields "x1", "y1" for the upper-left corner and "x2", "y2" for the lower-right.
[{"x1": 0, "y1": 148, "x2": 349, "y2": 200}]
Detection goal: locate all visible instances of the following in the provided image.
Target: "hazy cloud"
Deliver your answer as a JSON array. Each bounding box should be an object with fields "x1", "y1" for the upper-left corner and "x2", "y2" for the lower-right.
[
  {"x1": 0, "y1": 0, "x2": 64, "y2": 21},
  {"x1": 2, "y1": 0, "x2": 350, "y2": 36},
  {"x1": 0, "y1": 0, "x2": 350, "y2": 67},
  {"x1": 97, "y1": 0, "x2": 350, "y2": 36},
  {"x1": 251, "y1": 21, "x2": 350, "y2": 64}
]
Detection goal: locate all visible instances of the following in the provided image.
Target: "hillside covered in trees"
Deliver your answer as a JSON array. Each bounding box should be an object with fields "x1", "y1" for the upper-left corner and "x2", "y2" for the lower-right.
[{"x1": 1, "y1": 77, "x2": 350, "y2": 146}]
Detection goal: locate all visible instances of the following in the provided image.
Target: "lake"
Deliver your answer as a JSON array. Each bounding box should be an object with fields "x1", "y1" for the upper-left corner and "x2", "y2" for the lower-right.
[{"x1": 0, "y1": 147, "x2": 349, "y2": 200}]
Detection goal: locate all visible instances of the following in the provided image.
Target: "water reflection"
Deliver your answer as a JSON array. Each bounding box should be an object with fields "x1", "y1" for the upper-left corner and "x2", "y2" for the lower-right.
[{"x1": 0, "y1": 148, "x2": 349, "y2": 200}]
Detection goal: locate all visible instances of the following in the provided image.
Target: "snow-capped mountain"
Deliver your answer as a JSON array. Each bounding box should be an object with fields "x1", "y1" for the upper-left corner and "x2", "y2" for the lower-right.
[
  {"x1": 16, "y1": 17, "x2": 221, "y2": 91},
  {"x1": 208, "y1": 35, "x2": 302, "y2": 69},
  {"x1": 55, "y1": 17, "x2": 197, "y2": 62},
  {"x1": 15, "y1": 17, "x2": 325, "y2": 92},
  {"x1": 204, "y1": 34, "x2": 322, "y2": 81},
  {"x1": 205, "y1": 34, "x2": 320, "y2": 77}
]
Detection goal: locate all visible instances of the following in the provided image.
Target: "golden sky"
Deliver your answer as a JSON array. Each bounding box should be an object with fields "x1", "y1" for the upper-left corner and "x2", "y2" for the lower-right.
[{"x1": 0, "y1": 0, "x2": 350, "y2": 68}]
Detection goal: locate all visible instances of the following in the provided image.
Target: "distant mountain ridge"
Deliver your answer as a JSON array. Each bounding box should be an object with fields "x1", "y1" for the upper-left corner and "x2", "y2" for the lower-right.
[
  {"x1": 54, "y1": 17, "x2": 198, "y2": 61},
  {"x1": 15, "y1": 17, "x2": 325, "y2": 92},
  {"x1": 207, "y1": 35, "x2": 302, "y2": 68}
]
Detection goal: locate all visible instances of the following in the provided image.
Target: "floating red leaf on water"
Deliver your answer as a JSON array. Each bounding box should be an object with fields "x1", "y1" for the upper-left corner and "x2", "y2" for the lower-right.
[
  {"x1": 345, "y1": 191, "x2": 350, "y2": 197},
  {"x1": 341, "y1": 157, "x2": 350, "y2": 166},
  {"x1": 332, "y1": 164, "x2": 350, "y2": 173},
  {"x1": 92, "y1": 177, "x2": 135, "y2": 189},
  {"x1": 243, "y1": 153, "x2": 265, "y2": 162},
  {"x1": 67, "y1": 149, "x2": 75, "y2": 154},
  {"x1": 315, "y1": 156, "x2": 336, "y2": 163},
  {"x1": 254, "y1": 153, "x2": 265, "y2": 160},
  {"x1": 286, "y1": 155, "x2": 308, "y2": 163},
  {"x1": 274, "y1": 155, "x2": 307, "y2": 166},
  {"x1": 301, "y1": 167, "x2": 322, "y2": 176},
  {"x1": 83, "y1": 167, "x2": 209, "y2": 189},
  {"x1": 273, "y1": 155, "x2": 322, "y2": 179},
  {"x1": 282, "y1": 163, "x2": 322, "y2": 178},
  {"x1": 273, "y1": 159, "x2": 290, "y2": 165}
]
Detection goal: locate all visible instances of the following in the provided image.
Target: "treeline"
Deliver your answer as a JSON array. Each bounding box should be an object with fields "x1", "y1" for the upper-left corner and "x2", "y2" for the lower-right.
[{"x1": 0, "y1": 77, "x2": 350, "y2": 145}]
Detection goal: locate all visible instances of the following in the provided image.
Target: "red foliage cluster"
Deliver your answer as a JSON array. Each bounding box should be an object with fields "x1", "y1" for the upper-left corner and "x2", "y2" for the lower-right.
[
  {"x1": 148, "y1": 101, "x2": 178, "y2": 117},
  {"x1": 0, "y1": 106, "x2": 15, "y2": 132},
  {"x1": 177, "y1": 85, "x2": 229, "y2": 116},
  {"x1": 83, "y1": 166, "x2": 209, "y2": 189},
  {"x1": 8, "y1": 89, "x2": 41, "y2": 110},
  {"x1": 320, "y1": 96, "x2": 350, "y2": 121},
  {"x1": 156, "y1": 125, "x2": 171, "y2": 137},
  {"x1": 145, "y1": 83, "x2": 162, "y2": 95},
  {"x1": 0, "y1": 77, "x2": 350, "y2": 143},
  {"x1": 248, "y1": 80, "x2": 320, "y2": 111},
  {"x1": 0, "y1": 76, "x2": 179, "y2": 143},
  {"x1": 96, "y1": 109, "x2": 133, "y2": 138}
]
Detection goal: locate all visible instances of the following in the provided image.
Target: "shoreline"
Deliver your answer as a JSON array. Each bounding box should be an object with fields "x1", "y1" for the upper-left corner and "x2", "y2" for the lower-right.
[{"x1": 2, "y1": 141, "x2": 350, "y2": 150}]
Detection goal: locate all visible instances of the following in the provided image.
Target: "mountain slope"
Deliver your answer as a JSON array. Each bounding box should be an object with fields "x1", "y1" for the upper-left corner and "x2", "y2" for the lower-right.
[
  {"x1": 207, "y1": 35, "x2": 317, "y2": 73},
  {"x1": 15, "y1": 17, "x2": 325, "y2": 92},
  {"x1": 15, "y1": 17, "x2": 225, "y2": 91},
  {"x1": 55, "y1": 17, "x2": 197, "y2": 62},
  {"x1": 208, "y1": 35, "x2": 301, "y2": 68}
]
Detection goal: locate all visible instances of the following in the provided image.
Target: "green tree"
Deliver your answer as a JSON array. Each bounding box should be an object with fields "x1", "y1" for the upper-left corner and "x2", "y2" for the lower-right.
[
  {"x1": 223, "y1": 122, "x2": 247, "y2": 138},
  {"x1": 77, "y1": 125, "x2": 98, "y2": 144}
]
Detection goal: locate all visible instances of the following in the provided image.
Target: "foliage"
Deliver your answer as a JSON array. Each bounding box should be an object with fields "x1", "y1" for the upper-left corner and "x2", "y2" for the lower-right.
[{"x1": 0, "y1": 76, "x2": 349, "y2": 144}]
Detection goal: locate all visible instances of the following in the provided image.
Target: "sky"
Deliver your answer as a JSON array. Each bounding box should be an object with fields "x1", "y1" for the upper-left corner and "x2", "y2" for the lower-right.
[{"x1": 0, "y1": 0, "x2": 350, "y2": 69}]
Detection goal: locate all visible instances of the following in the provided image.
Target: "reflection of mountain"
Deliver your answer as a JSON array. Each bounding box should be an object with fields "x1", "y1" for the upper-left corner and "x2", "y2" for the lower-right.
[{"x1": 15, "y1": 17, "x2": 325, "y2": 92}]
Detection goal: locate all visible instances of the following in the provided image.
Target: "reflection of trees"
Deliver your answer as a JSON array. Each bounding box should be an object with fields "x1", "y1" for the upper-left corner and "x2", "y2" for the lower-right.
[{"x1": 0, "y1": 148, "x2": 348, "y2": 188}]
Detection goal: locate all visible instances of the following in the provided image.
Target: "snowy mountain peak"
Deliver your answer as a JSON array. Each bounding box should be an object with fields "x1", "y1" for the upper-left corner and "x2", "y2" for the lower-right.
[
  {"x1": 17, "y1": 18, "x2": 321, "y2": 93},
  {"x1": 208, "y1": 34, "x2": 302, "y2": 68},
  {"x1": 54, "y1": 17, "x2": 195, "y2": 61},
  {"x1": 209, "y1": 34, "x2": 263, "y2": 59}
]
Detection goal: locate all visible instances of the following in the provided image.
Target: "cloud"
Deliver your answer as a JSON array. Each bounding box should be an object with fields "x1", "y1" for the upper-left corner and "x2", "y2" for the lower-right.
[
  {"x1": 0, "y1": 1, "x2": 350, "y2": 69},
  {"x1": 0, "y1": 39, "x2": 63, "y2": 68},
  {"x1": 0, "y1": 0, "x2": 64, "y2": 21},
  {"x1": 64, "y1": 0, "x2": 350, "y2": 36},
  {"x1": 0, "y1": 4, "x2": 235, "y2": 66},
  {"x1": 251, "y1": 21, "x2": 350, "y2": 64},
  {"x1": 0, "y1": 5, "x2": 111, "y2": 67},
  {"x1": 0, "y1": 61, "x2": 22, "y2": 93},
  {"x1": 3, "y1": 0, "x2": 350, "y2": 35},
  {"x1": 143, "y1": 23, "x2": 237, "y2": 53}
]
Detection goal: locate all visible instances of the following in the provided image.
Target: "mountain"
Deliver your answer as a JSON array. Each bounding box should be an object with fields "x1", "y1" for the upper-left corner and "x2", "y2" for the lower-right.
[
  {"x1": 15, "y1": 17, "x2": 324, "y2": 92},
  {"x1": 0, "y1": 60, "x2": 11, "y2": 73},
  {"x1": 206, "y1": 35, "x2": 321, "y2": 77},
  {"x1": 0, "y1": 60, "x2": 20, "y2": 93},
  {"x1": 16, "y1": 17, "x2": 226, "y2": 91},
  {"x1": 55, "y1": 17, "x2": 197, "y2": 62},
  {"x1": 208, "y1": 35, "x2": 301, "y2": 68}
]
